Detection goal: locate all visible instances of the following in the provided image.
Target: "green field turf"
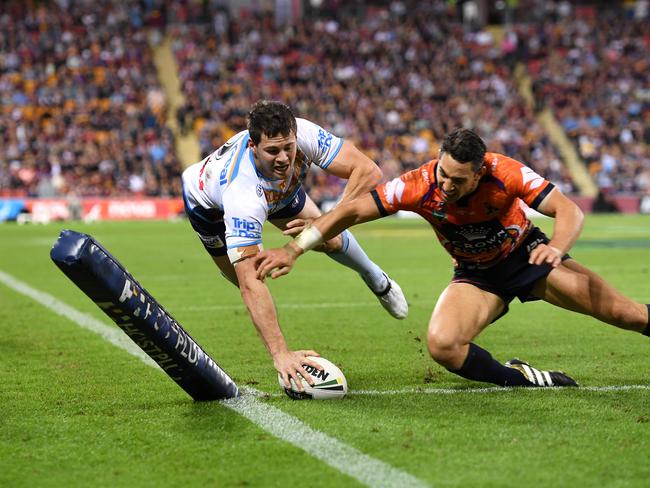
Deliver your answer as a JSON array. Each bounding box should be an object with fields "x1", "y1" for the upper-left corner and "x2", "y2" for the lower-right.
[{"x1": 1, "y1": 215, "x2": 649, "y2": 487}]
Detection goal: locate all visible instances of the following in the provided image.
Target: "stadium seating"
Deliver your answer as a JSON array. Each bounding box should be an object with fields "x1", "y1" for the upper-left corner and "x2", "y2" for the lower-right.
[
  {"x1": 0, "y1": 0, "x2": 182, "y2": 198},
  {"x1": 1, "y1": 0, "x2": 647, "y2": 205}
]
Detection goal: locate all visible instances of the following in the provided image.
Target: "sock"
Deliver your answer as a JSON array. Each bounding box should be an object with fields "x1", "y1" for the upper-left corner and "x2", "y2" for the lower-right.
[
  {"x1": 643, "y1": 305, "x2": 650, "y2": 337},
  {"x1": 449, "y1": 343, "x2": 532, "y2": 387},
  {"x1": 326, "y1": 230, "x2": 388, "y2": 292}
]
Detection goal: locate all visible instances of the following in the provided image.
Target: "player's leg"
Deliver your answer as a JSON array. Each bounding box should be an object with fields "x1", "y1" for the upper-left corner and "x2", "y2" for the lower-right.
[
  {"x1": 428, "y1": 282, "x2": 575, "y2": 387},
  {"x1": 428, "y1": 283, "x2": 524, "y2": 385},
  {"x1": 270, "y1": 189, "x2": 407, "y2": 319},
  {"x1": 532, "y1": 259, "x2": 649, "y2": 335}
]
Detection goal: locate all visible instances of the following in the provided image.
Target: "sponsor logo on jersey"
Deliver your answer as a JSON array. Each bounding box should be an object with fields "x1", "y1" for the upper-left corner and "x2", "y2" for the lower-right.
[
  {"x1": 231, "y1": 217, "x2": 261, "y2": 238},
  {"x1": 317, "y1": 129, "x2": 333, "y2": 152},
  {"x1": 441, "y1": 220, "x2": 510, "y2": 254},
  {"x1": 256, "y1": 184, "x2": 263, "y2": 197}
]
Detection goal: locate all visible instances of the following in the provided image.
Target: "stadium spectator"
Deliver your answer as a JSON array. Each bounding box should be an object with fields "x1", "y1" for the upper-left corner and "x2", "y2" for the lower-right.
[
  {"x1": 168, "y1": 0, "x2": 575, "y2": 206},
  {"x1": 256, "y1": 128, "x2": 650, "y2": 388},
  {"x1": 523, "y1": 3, "x2": 649, "y2": 193},
  {"x1": 0, "y1": 0, "x2": 182, "y2": 198}
]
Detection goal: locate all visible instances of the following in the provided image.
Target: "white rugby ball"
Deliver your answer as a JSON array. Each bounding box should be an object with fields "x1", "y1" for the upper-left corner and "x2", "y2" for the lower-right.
[{"x1": 278, "y1": 356, "x2": 347, "y2": 400}]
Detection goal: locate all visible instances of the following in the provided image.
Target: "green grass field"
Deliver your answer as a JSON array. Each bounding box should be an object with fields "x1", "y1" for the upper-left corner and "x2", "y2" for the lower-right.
[{"x1": 1, "y1": 215, "x2": 649, "y2": 487}]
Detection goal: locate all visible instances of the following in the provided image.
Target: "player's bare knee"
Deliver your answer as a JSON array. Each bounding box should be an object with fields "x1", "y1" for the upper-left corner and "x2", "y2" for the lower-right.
[{"x1": 427, "y1": 329, "x2": 463, "y2": 366}]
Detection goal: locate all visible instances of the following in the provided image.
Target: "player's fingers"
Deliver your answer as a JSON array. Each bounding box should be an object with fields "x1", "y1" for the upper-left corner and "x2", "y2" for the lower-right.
[
  {"x1": 252, "y1": 253, "x2": 265, "y2": 268},
  {"x1": 255, "y1": 259, "x2": 271, "y2": 280},
  {"x1": 528, "y1": 248, "x2": 541, "y2": 265},
  {"x1": 290, "y1": 369, "x2": 305, "y2": 390},
  {"x1": 283, "y1": 227, "x2": 303, "y2": 236},
  {"x1": 280, "y1": 372, "x2": 292, "y2": 389},
  {"x1": 270, "y1": 266, "x2": 290, "y2": 279},
  {"x1": 285, "y1": 219, "x2": 304, "y2": 229},
  {"x1": 303, "y1": 358, "x2": 323, "y2": 372},
  {"x1": 297, "y1": 366, "x2": 314, "y2": 386},
  {"x1": 298, "y1": 350, "x2": 322, "y2": 370},
  {"x1": 298, "y1": 349, "x2": 320, "y2": 358}
]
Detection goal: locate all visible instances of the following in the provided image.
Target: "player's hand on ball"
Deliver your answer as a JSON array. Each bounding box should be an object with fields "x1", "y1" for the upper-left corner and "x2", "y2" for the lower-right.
[
  {"x1": 283, "y1": 218, "x2": 313, "y2": 237},
  {"x1": 528, "y1": 243, "x2": 563, "y2": 268},
  {"x1": 273, "y1": 350, "x2": 322, "y2": 391}
]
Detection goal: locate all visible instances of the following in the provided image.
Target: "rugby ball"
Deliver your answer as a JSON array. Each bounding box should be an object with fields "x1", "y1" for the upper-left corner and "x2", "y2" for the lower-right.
[{"x1": 278, "y1": 356, "x2": 347, "y2": 400}]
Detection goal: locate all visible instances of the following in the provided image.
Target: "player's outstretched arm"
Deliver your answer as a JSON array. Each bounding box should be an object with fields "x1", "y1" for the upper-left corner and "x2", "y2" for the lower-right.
[
  {"x1": 529, "y1": 188, "x2": 584, "y2": 267},
  {"x1": 324, "y1": 141, "x2": 382, "y2": 202},
  {"x1": 234, "y1": 256, "x2": 322, "y2": 390},
  {"x1": 255, "y1": 193, "x2": 383, "y2": 280}
]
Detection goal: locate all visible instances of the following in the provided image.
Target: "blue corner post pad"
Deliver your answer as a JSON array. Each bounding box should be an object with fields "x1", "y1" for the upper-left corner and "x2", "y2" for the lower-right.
[{"x1": 50, "y1": 229, "x2": 240, "y2": 401}]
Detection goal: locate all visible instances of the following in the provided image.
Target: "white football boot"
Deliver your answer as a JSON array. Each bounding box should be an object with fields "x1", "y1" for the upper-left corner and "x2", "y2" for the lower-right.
[{"x1": 371, "y1": 274, "x2": 408, "y2": 319}]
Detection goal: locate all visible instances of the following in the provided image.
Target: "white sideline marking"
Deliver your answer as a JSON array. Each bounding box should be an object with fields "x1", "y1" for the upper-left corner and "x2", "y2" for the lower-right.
[{"x1": 0, "y1": 270, "x2": 428, "y2": 488}]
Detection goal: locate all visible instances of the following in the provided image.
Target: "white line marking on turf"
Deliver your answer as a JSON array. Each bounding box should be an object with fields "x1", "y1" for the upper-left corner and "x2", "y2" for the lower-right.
[
  {"x1": 257, "y1": 383, "x2": 650, "y2": 398},
  {"x1": 346, "y1": 384, "x2": 650, "y2": 395},
  {"x1": 0, "y1": 270, "x2": 429, "y2": 488}
]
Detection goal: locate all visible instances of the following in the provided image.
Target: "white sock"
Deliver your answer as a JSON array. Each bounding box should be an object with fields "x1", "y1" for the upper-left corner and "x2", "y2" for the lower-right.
[{"x1": 325, "y1": 230, "x2": 388, "y2": 293}]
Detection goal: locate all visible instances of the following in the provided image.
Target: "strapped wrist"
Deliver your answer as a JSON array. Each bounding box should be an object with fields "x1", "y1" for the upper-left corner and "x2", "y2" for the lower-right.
[{"x1": 294, "y1": 226, "x2": 323, "y2": 252}]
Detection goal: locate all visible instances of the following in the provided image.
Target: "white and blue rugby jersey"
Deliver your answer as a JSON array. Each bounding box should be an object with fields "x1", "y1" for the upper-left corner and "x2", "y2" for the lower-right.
[{"x1": 182, "y1": 118, "x2": 343, "y2": 263}]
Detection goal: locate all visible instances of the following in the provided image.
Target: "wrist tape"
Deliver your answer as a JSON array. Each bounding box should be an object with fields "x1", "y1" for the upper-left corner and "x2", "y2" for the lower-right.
[{"x1": 294, "y1": 226, "x2": 323, "y2": 252}]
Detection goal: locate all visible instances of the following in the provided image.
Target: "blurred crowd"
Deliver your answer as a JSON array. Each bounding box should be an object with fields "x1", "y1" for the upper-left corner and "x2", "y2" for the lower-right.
[
  {"x1": 0, "y1": 0, "x2": 181, "y2": 198},
  {"x1": 0, "y1": 0, "x2": 647, "y2": 202},
  {"x1": 522, "y1": 3, "x2": 650, "y2": 194},
  {"x1": 170, "y1": 0, "x2": 576, "y2": 204}
]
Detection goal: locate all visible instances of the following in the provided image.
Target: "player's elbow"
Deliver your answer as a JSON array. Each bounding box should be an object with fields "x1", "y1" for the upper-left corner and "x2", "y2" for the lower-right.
[
  {"x1": 367, "y1": 164, "x2": 383, "y2": 187},
  {"x1": 351, "y1": 158, "x2": 382, "y2": 189},
  {"x1": 567, "y1": 200, "x2": 585, "y2": 231}
]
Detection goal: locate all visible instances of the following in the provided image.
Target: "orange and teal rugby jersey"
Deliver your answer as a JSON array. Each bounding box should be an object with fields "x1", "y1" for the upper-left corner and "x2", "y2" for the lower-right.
[{"x1": 371, "y1": 152, "x2": 555, "y2": 269}]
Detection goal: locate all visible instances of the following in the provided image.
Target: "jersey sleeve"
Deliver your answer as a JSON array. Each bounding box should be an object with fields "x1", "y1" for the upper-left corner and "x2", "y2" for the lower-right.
[
  {"x1": 498, "y1": 155, "x2": 555, "y2": 209},
  {"x1": 222, "y1": 181, "x2": 267, "y2": 264},
  {"x1": 295, "y1": 118, "x2": 344, "y2": 170},
  {"x1": 371, "y1": 164, "x2": 433, "y2": 215}
]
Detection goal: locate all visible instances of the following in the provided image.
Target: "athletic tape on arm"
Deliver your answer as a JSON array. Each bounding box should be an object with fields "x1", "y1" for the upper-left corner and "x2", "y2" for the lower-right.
[{"x1": 294, "y1": 226, "x2": 324, "y2": 252}]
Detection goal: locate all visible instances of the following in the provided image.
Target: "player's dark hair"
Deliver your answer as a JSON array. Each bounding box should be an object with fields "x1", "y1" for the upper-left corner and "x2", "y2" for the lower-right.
[
  {"x1": 440, "y1": 128, "x2": 486, "y2": 171},
  {"x1": 247, "y1": 100, "x2": 297, "y2": 145}
]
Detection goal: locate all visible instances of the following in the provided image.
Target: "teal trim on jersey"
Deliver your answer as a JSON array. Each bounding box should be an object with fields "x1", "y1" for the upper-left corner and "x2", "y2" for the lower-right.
[
  {"x1": 226, "y1": 239, "x2": 262, "y2": 249},
  {"x1": 320, "y1": 138, "x2": 344, "y2": 170},
  {"x1": 226, "y1": 133, "x2": 250, "y2": 186}
]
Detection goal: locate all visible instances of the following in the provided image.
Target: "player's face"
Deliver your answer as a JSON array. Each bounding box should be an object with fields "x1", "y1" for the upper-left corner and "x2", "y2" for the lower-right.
[
  {"x1": 251, "y1": 132, "x2": 297, "y2": 180},
  {"x1": 436, "y1": 153, "x2": 485, "y2": 202}
]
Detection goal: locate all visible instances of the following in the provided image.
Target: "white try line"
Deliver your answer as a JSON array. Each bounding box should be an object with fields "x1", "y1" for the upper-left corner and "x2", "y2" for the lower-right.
[
  {"x1": 256, "y1": 383, "x2": 650, "y2": 398},
  {"x1": 0, "y1": 270, "x2": 428, "y2": 488},
  {"x1": 348, "y1": 384, "x2": 650, "y2": 395}
]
